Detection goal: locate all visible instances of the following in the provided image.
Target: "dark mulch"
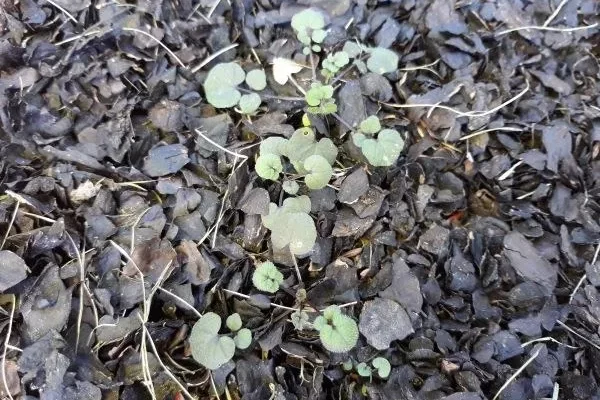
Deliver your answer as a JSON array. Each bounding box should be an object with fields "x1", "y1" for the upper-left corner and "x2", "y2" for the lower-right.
[{"x1": 1, "y1": 0, "x2": 600, "y2": 399}]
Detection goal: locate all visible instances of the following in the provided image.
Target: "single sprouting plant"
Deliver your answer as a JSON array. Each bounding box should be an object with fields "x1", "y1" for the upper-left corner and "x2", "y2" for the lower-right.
[
  {"x1": 291, "y1": 309, "x2": 310, "y2": 331},
  {"x1": 352, "y1": 116, "x2": 404, "y2": 167},
  {"x1": 189, "y1": 312, "x2": 252, "y2": 370},
  {"x1": 291, "y1": 9, "x2": 327, "y2": 54},
  {"x1": 252, "y1": 261, "x2": 284, "y2": 293},
  {"x1": 366, "y1": 47, "x2": 399, "y2": 75},
  {"x1": 262, "y1": 195, "x2": 317, "y2": 256},
  {"x1": 203, "y1": 62, "x2": 266, "y2": 114},
  {"x1": 255, "y1": 127, "x2": 338, "y2": 190},
  {"x1": 322, "y1": 51, "x2": 350, "y2": 80},
  {"x1": 356, "y1": 357, "x2": 391, "y2": 380},
  {"x1": 313, "y1": 305, "x2": 359, "y2": 353},
  {"x1": 305, "y1": 82, "x2": 337, "y2": 115}
]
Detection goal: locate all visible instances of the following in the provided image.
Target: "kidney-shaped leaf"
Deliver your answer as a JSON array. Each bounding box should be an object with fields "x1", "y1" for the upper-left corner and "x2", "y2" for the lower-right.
[
  {"x1": 189, "y1": 312, "x2": 236, "y2": 370},
  {"x1": 360, "y1": 129, "x2": 404, "y2": 167},
  {"x1": 304, "y1": 155, "x2": 333, "y2": 189},
  {"x1": 255, "y1": 154, "x2": 283, "y2": 181},
  {"x1": 367, "y1": 48, "x2": 399, "y2": 75},
  {"x1": 204, "y1": 62, "x2": 246, "y2": 108},
  {"x1": 239, "y1": 93, "x2": 261, "y2": 114},
  {"x1": 245, "y1": 69, "x2": 266, "y2": 91}
]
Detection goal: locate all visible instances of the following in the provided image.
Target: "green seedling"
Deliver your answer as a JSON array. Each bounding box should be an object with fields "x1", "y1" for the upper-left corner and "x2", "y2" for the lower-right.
[
  {"x1": 305, "y1": 83, "x2": 337, "y2": 115},
  {"x1": 352, "y1": 116, "x2": 404, "y2": 167},
  {"x1": 261, "y1": 195, "x2": 317, "y2": 256},
  {"x1": 252, "y1": 261, "x2": 284, "y2": 293},
  {"x1": 313, "y1": 305, "x2": 359, "y2": 353},
  {"x1": 291, "y1": 9, "x2": 327, "y2": 54},
  {"x1": 189, "y1": 312, "x2": 252, "y2": 370},
  {"x1": 291, "y1": 309, "x2": 310, "y2": 331},
  {"x1": 356, "y1": 357, "x2": 391, "y2": 380},
  {"x1": 322, "y1": 51, "x2": 350, "y2": 79},
  {"x1": 282, "y1": 180, "x2": 300, "y2": 195},
  {"x1": 203, "y1": 62, "x2": 266, "y2": 114},
  {"x1": 255, "y1": 127, "x2": 338, "y2": 190}
]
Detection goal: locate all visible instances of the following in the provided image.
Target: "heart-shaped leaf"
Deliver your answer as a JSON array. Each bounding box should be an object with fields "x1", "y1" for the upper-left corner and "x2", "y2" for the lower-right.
[
  {"x1": 204, "y1": 62, "x2": 246, "y2": 108},
  {"x1": 304, "y1": 154, "x2": 333, "y2": 190},
  {"x1": 357, "y1": 129, "x2": 404, "y2": 167},
  {"x1": 260, "y1": 136, "x2": 287, "y2": 156},
  {"x1": 189, "y1": 313, "x2": 235, "y2": 370},
  {"x1": 262, "y1": 196, "x2": 316, "y2": 256},
  {"x1": 234, "y1": 328, "x2": 252, "y2": 349},
  {"x1": 313, "y1": 306, "x2": 359, "y2": 353},
  {"x1": 282, "y1": 180, "x2": 300, "y2": 195},
  {"x1": 226, "y1": 313, "x2": 242, "y2": 332},
  {"x1": 372, "y1": 357, "x2": 391, "y2": 378},
  {"x1": 283, "y1": 128, "x2": 338, "y2": 172},
  {"x1": 359, "y1": 116, "x2": 381, "y2": 135},
  {"x1": 255, "y1": 154, "x2": 283, "y2": 181},
  {"x1": 272, "y1": 57, "x2": 304, "y2": 85},
  {"x1": 245, "y1": 69, "x2": 267, "y2": 91},
  {"x1": 238, "y1": 93, "x2": 261, "y2": 114}
]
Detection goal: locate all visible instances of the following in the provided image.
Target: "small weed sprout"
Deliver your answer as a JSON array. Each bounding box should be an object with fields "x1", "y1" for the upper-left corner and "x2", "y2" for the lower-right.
[
  {"x1": 189, "y1": 312, "x2": 253, "y2": 370},
  {"x1": 322, "y1": 51, "x2": 350, "y2": 80},
  {"x1": 291, "y1": 9, "x2": 327, "y2": 54},
  {"x1": 305, "y1": 82, "x2": 337, "y2": 115},
  {"x1": 352, "y1": 116, "x2": 404, "y2": 167},
  {"x1": 255, "y1": 127, "x2": 338, "y2": 190},
  {"x1": 252, "y1": 261, "x2": 284, "y2": 293},
  {"x1": 203, "y1": 62, "x2": 266, "y2": 114},
  {"x1": 356, "y1": 357, "x2": 391, "y2": 380},
  {"x1": 261, "y1": 196, "x2": 317, "y2": 256},
  {"x1": 313, "y1": 305, "x2": 359, "y2": 353}
]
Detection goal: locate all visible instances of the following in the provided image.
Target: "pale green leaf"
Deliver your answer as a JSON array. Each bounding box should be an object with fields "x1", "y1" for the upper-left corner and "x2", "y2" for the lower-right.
[
  {"x1": 304, "y1": 154, "x2": 333, "y2": 190},
  {"x1": 238, "y1": 93, "x2": 261, "y2": 114},
  {"x1": 291, "y1": 310, "x2": 310, "y2": 331},
  {"x1": 234, "y1": 328, "x2": 252, "y2": 349},
  {"x1": 342, "y1": 41, "x2": 363, "y2": 58},
  {"x1": 352, "y1": 132, "x2": 367, "y2": 147},
  {"x1": 333, "y1": 51, "x2": 350, "y2": 67},
  {"x1": 226, "y1": 313, "x2": 242, "y2": 332},
  {"x1": 262, "y1": 197, "x2": 316, "y2": 256},
  {"x1": 252, "y1": 261, "x2": 283, "y2": 293},
  {"x1": 359, "y1": 129, "x2": 404, "y2": 167},
  {"x1": 356, "y1": 362, "x2": 372, "y2": 377},
  {"x1": 255, "y1": 154, "x2": 282, "y2": 180},
  {"x1": 291, "y1": 9, "x2": 325, "y2": 32},
  {"x1": 189, "y1": 313, "x2": 236, "y2": 370},
  {"x1": 245, "y1": 69, "x2": 267, "y2": 91},
  {"x1": 282, "y1": 180, "x2": 300, "y2": 195},
  {"x1": 315, "y1": 310, "x2": 359, "y2": 353},
  {"x1": 359, "y1": 116, "x2": 381, "y2": 135},
  {"x1": 311, "y1": 29, "x2": 326, "y2": 44},
  {"x1": 366, "y1": 48, "x2": 398, "y2": 75},
  {"x1": 372, "y1": 357, "x2": 391, "y2": 378},
  {"x1": 204, "y1": 62, "x2": 246, "y2": 108},
  {"x1": 260, "y1": 136, "x2": 287, "y2": 156}
]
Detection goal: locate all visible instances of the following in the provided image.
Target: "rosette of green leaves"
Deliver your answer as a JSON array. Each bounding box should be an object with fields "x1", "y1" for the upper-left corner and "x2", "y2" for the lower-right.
[
  {"x1": 255, "y1": 128, "x2": 338, "y2": 190},
  {"x1": 356, "y1": 357, "x2": 391, "y2": 380},
  {"x1": 352, "y1": 116, "x2": 404, "y2": 167},
  {"x1": 203, "y1": 62, "x2": 267, "y2": 114},
  {"x1": 261, "y1": 195, "x2": 317, "y2": 256},
  {"x1": 291, "y1": 9, "x2": 327, "y2": 54},
  {"x1": 313, "y1": 306, "x2": 359, "y2": 353},
  {"x1": 305, "y1": 83, "x2": 337, "y2": 115},
  {"x1": 252, "y1": 261, "x2": 284, "y2": 293}
]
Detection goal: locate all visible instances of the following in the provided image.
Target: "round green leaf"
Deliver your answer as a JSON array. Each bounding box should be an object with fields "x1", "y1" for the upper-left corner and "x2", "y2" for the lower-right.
[
  {"x1": 305, "y1": 88, "x2": 322, "y2": 106},
  {"x1": 311, "y1": 29, "x2": 327, "y2": 44},
  {"x1": 342, "y1": 359, "x2": 354, "y2": 371},
  {"x1": 282, "y1": 180, "x2": 300, "y2": 195},
  {"x1": 312, "y1": 44, "x2": 322, "y2": 53},
  {"x1": 260, "y1": 136, "x2": 287, "y2": 156},
  {"x1": 245, "y1": 69, "x2": 267, "y2": 91},
  {"x1": 252, "y1": 261, "x2": 283, "y2": 293},
  {"x1": 234, "y1": 328, "x2": 252, "y2": 349},
  {"x1": 205, "y1": 86, "x2": 241, "y2": 109},
  {"x1": 189, "y1": 313, "x2": 236, "y2": 370},
  {"x1": 291, "y1": 9, "x2": 325, "y2": 32},
  {"x1": 315, "y1": 309, "x2": 359, "y2": 353},
  {"x1": 366, "y1": 48, "x2": 399, "y2": 75},
  {"x1": 356, "y1": 362, "x2": 372, "y2": 377},
  {"x1": 352, "y1": 132, "x2": 367, "y2": 147},
  {"x1": 274, "y1": 212, "x2": 317, "y2": 255},
  {"x1": 359, "y1": 116, "x2": 381, "y2": 135},
  {"x1": 238, "y1": 93, "x2": 261, "y2": 114},
  {"x1": 372, "y1": 357, "x2": 391, "y2": 378},
  {"x1": 304, "y1": 154, "x2": 333, "y2": 190},
  {"x1": 360, "y1": 129, "x2": 404, "y2": 167},
  {"x1": 255, "y1": 154, "x2": 283, "y2": 181},
  {"x1": 226, "y1": 313, "x2": 242, "y2": 332},
  {"x1": 333, "y1": 51, "x2": 350, "y2": 67},
  {"x1": 204, "y1": 62, "x2": 246, "y2": 108}
]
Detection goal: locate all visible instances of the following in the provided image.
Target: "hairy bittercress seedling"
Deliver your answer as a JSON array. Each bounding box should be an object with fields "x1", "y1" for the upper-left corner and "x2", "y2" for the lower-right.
[
  {"x1": 189, "y1": 312, "x2": 252, "y2": 370},
  {"x1": 356, "y1": 357, "x2": 391, "y2": 380},
  {"x1": 252, "y1": 261, "x2": 284, "y2": 293},
  {"x1": 291, "y1": 9, "x2": 327, "y2": 54},
  {"x1": 203, "y1": 62, "x2": 266, "y2": 114},
  {"x1": 353, "y1": 116, "x2": 404, "y2": 167},
  {"x1": 313, "y1": 305, "x2": 359, "y2": 353}
]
